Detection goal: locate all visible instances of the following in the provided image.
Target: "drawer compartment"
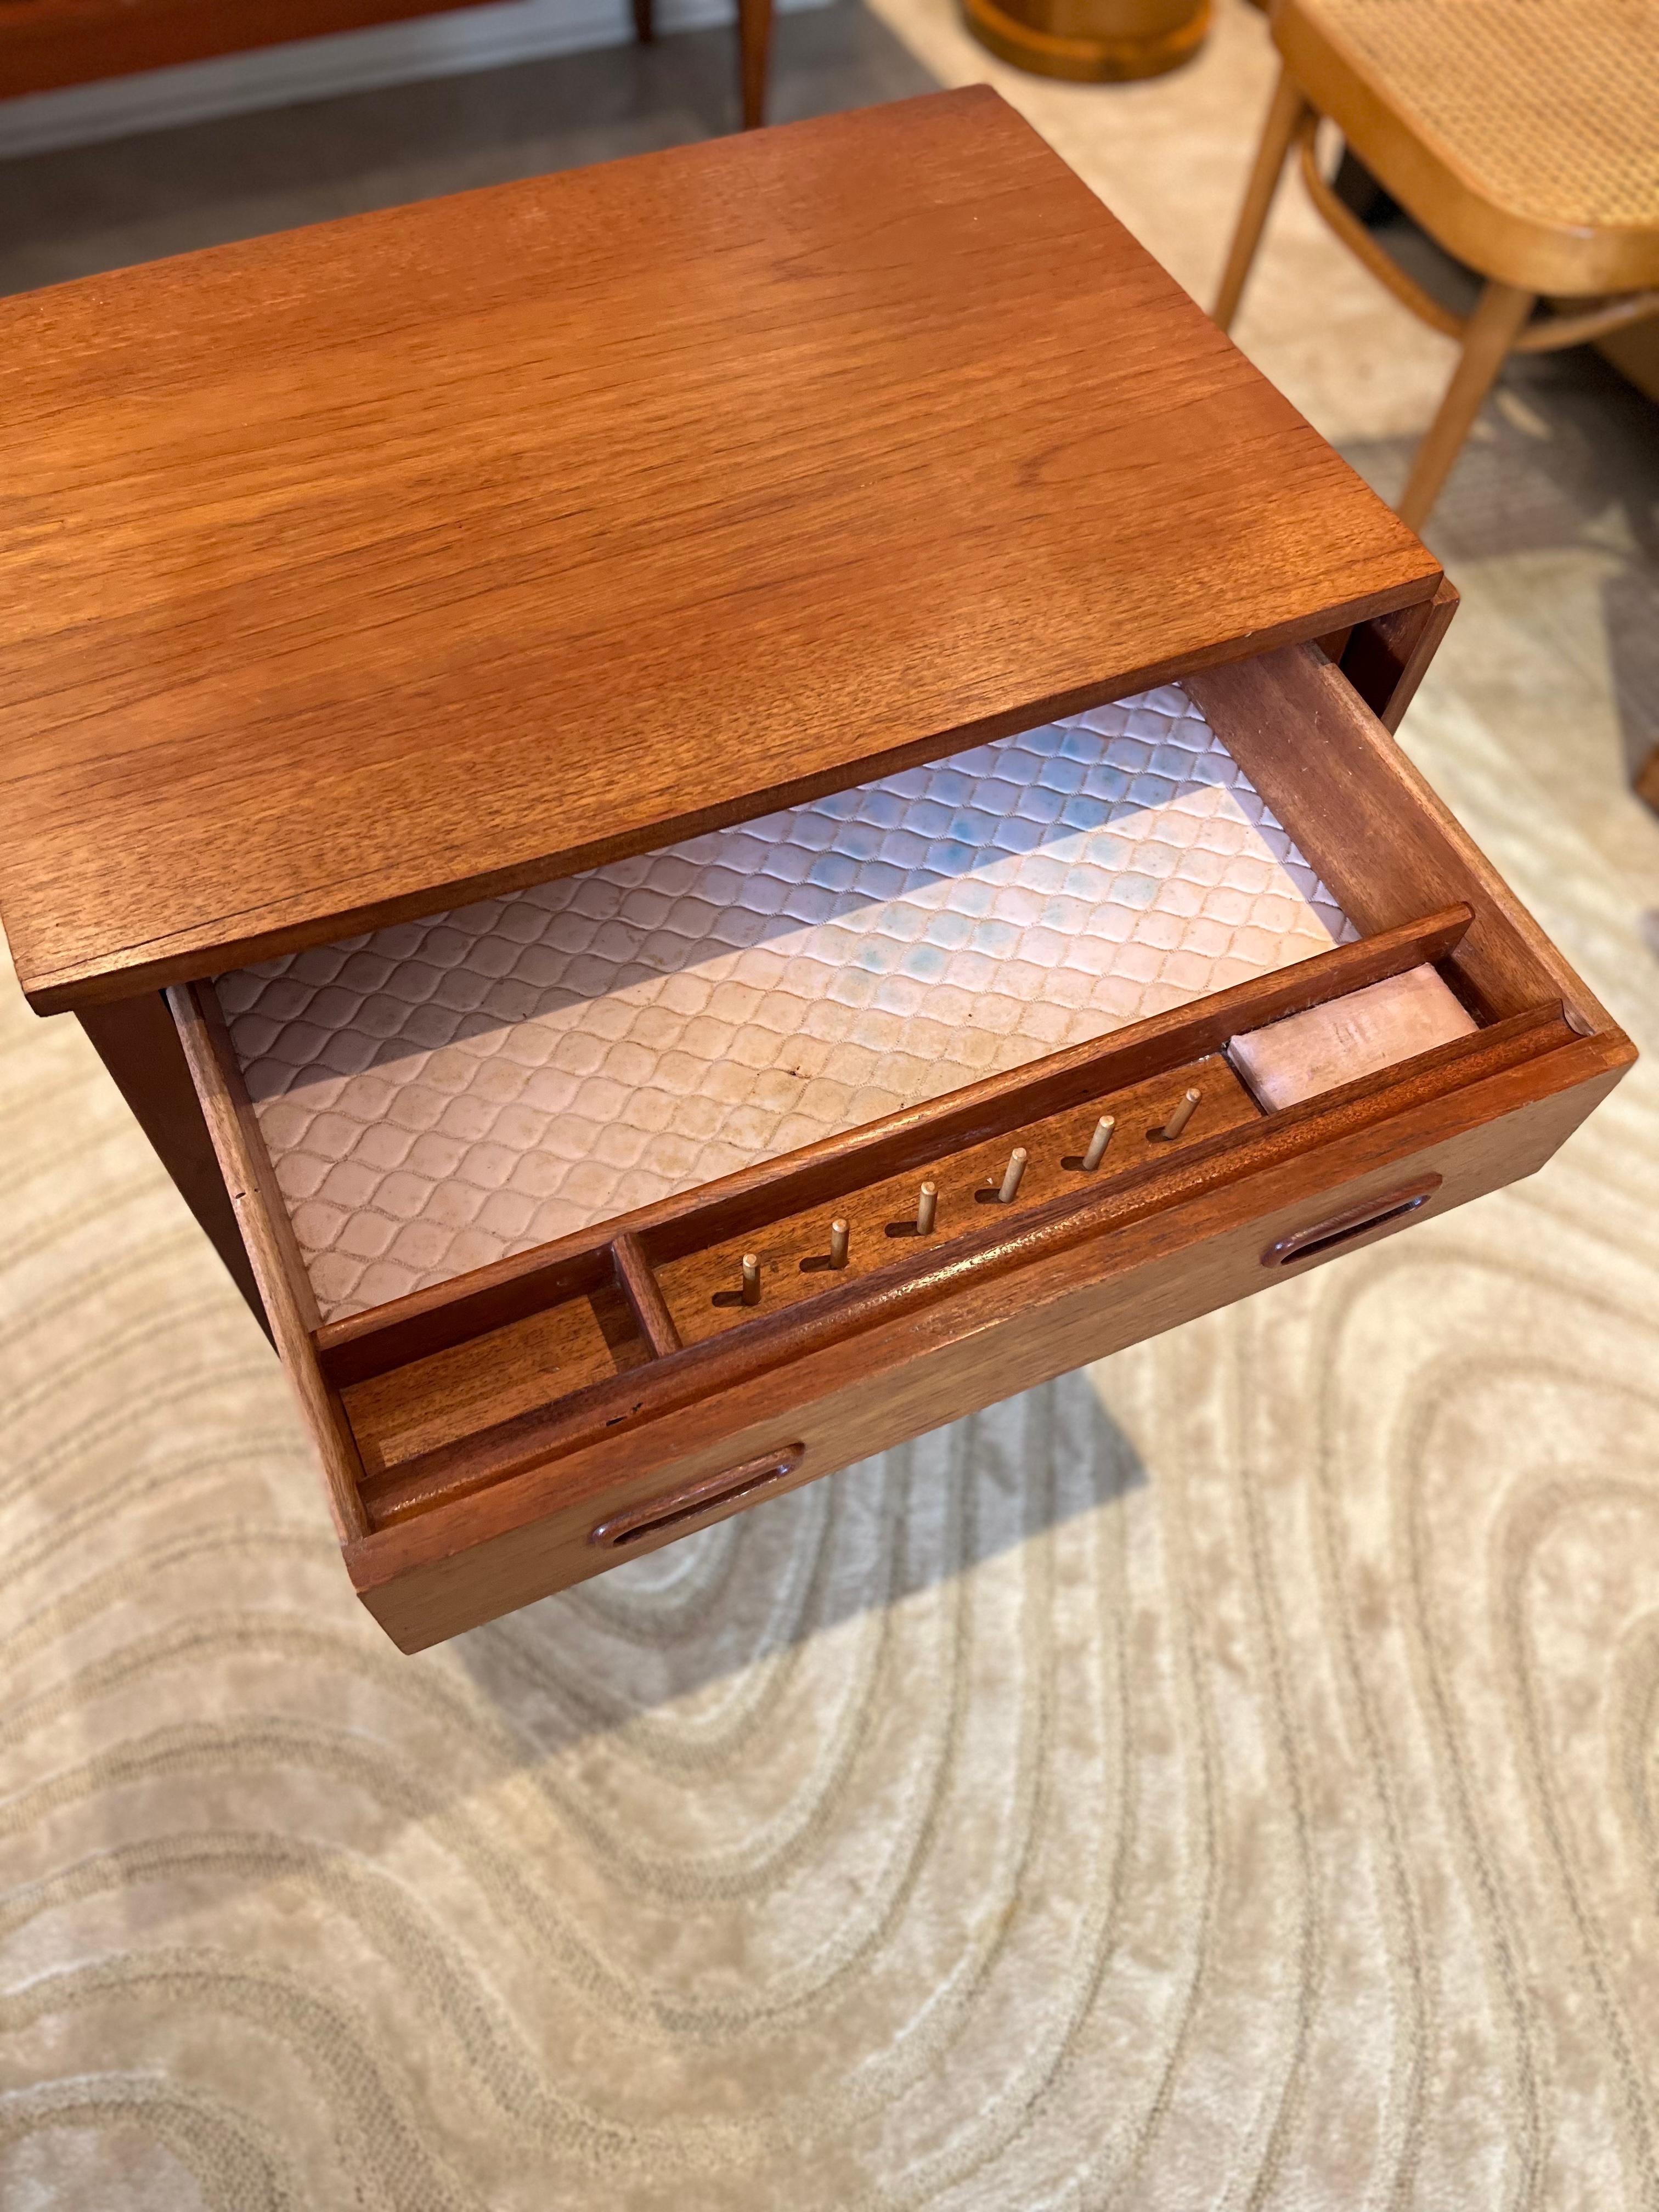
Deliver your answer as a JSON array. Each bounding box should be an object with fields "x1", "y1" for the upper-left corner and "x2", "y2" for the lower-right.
[
  {"x1": 169, "y1": 640, "x2": 1633, "y2": 1650},
  {"x1": 211, "y1": 681, "x2": 1355, "y2": 1323}
]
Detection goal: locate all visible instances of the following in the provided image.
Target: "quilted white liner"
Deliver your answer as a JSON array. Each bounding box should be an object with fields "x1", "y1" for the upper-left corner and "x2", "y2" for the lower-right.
[{"x1": 218, "y1": 685, "x2": 1357, "y2": 1321}]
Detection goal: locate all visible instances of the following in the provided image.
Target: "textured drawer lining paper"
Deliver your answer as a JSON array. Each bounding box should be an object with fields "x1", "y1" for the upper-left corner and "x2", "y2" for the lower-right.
[{"x1": 218, "y1": 685, "x2": 1358, "y2": 1321}]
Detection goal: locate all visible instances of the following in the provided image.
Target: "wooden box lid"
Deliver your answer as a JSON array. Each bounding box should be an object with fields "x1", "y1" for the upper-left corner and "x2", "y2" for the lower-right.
[{"x1": 0, "y1": 87, "x2": 1437, "y2": 1014}]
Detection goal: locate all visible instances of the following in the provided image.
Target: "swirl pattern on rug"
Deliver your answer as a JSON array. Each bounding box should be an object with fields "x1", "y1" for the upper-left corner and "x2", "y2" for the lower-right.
[{"x1": 4, "y1": 7, "x2": 1659, "y2": 2188}]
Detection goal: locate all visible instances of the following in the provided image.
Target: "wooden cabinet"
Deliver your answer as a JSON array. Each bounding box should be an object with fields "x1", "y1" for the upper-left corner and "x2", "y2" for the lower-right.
[
  {"x1": 0, "y1": 90, "x2": 1632, "y2": 1648},
  {"x1": 0, "y1": 0, "x2": 772, "y2": 128}
]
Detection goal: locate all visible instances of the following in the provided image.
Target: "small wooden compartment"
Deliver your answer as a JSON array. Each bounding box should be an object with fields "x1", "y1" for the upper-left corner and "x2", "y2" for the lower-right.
[{"x1": 0, "y1": 90, "x2": 1632, "y2": 1649}]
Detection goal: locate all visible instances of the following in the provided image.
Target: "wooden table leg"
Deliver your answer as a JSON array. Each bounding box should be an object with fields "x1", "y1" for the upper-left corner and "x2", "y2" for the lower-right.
[
  {"x1": 737, "y1": 0, "x2": 771, "y2": 129},
  {"x1": 1213, "y1": 64, "x2": 1310, "y2": 332},
  {"x1": 77, "y1": 992, "x2": 272, "y2": 1341},
  {"x1": 1397, "y1": 278, "x2": 1535, "y2": 532}
]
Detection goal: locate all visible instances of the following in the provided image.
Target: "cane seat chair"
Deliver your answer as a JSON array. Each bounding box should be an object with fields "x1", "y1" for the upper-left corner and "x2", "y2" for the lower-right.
[{"x1": 1215, "y1": 0, "x2": 1659, "y2": 529}]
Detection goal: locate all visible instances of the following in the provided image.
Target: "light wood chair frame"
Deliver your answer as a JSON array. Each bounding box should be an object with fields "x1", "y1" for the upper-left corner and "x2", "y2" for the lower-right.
[{"x1": 1215, "y1": 63, "x2": 1659, "y2": 531}]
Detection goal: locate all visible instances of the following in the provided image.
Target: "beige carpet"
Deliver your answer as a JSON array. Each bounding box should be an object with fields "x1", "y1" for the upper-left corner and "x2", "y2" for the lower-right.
[{"x1": 4, "y1": 7, "x2": 1659, "y2": 2203}]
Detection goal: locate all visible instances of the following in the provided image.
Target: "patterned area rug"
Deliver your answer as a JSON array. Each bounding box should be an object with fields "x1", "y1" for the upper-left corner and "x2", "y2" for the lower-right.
[{"x1": 4, "y1": 8, "x2": 1659, "y2": 2204}]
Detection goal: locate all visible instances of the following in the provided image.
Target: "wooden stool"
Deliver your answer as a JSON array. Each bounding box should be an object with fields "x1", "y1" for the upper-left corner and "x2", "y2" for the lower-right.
[
  {"x1": 1214, "y1": 0, "x2": 1659, "y2": 531},
  {"x1": 961, "y1": 0, "x2": 1209, "y2": 83}
]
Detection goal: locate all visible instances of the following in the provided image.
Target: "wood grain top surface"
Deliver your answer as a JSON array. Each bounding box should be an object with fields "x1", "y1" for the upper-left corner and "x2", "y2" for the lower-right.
[{"x1": 0, "y1": 86, "x2": 1438, "y2": 1013}]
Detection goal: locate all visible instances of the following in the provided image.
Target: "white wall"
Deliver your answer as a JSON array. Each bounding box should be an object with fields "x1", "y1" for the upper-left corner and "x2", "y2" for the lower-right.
[{"x1": 0, "y1": 0, "x2": 827, "y2": 159}]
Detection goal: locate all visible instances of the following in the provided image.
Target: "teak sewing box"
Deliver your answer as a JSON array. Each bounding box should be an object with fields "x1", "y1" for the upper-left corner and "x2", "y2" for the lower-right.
[{"x1": 0, "y1": 89, "x2": 1634, "y2": 1650}]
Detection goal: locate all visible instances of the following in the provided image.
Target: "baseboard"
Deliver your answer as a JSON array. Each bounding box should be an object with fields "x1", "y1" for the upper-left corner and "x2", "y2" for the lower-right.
[{"x1": 0, "y1": 0, "x2": 826, "y2": 159}]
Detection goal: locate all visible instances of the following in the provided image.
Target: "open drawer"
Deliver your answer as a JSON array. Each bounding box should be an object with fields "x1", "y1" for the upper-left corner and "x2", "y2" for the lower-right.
[
  {"x1": 168, "y1": 637, "x2": 1633, "y2": 1650},
  {"x1": 5, "y1": 94, "x2": 1630, "y2": 1656}
]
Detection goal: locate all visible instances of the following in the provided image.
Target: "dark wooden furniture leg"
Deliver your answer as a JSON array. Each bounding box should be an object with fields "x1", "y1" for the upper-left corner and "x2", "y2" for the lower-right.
[
  {"x1": 632, "y1": 0, "x2": 653, "y2": 42},
  {"x1": 77, "y1": 992, "x2": 272, "y2": 1339},
  {"x1": 737, "y1": 0, "x2": 771, "y2": 128}
]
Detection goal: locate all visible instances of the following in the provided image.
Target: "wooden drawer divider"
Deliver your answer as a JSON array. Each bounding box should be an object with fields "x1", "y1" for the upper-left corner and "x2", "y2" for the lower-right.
[
  {"x1": 313, "y1": 902, "x2": 1479, "y2": 1385},
  {"x1": 352, "y1": 995, "x2": 1571, "y2": 1528}
]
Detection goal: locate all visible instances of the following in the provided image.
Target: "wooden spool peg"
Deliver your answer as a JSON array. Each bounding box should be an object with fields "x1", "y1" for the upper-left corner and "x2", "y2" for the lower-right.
[
  {"x1": 917, "y1": 1181, "x2": 938, "y2": 1235},
  {"x1": 997, "y1": 1148, "x2": 1028, "y2": 1203},
  {"x1": 828, "y1": 1219, "x2": 850, "y2": 1269},
  {"x1": 741, "y1": 1252, "x2": 761, "y2": 1305},
  {"x1": 1081, "y1": 1115, "x2": 1115, "y2": 1171},
  {"x1": 1158, "y1": 1088, "x2": 1201, "y2": 1141}
]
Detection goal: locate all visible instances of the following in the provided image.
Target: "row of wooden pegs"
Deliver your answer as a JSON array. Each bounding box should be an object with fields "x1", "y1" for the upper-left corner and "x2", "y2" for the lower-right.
[{"x1": 735, "y1": 1088, "x2": 1202, "y2": 1305}]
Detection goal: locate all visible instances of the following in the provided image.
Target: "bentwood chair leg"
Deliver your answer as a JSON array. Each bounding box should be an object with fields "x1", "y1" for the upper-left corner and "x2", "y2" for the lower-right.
[
  {"x1": 1397, "y1": 278, "x2": 1536, "y2": 532},
  {"x1": 737, "y1": 0, "x2": 772, "y2": 127},
  {"x1": 1213, "y1": 66, "x2": 1311, "y2": 332},
  {"x1": 632, "y1": 0, "x2": 652, "y2": 39}
]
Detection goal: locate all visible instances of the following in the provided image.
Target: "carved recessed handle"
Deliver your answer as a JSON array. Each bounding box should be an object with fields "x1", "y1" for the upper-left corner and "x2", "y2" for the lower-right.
[
  {"x1": 1261, "y1": 1175, "x2": 1443, "y2": 1270},
  {"x1": 590, "y1": 1444, "x2": 807, "y2": 1550}
]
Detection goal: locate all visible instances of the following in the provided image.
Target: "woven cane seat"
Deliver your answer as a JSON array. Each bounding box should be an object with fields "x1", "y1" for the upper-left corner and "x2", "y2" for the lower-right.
[{"x1": 1275, "y1": 0, "x2": 1659, "y2": 294}]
